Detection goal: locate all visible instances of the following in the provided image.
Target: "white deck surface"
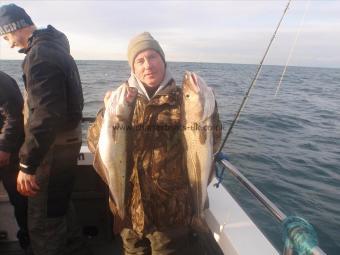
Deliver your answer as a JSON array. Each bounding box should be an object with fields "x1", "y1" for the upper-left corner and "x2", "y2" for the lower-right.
[{"x1": 205, "y1": 179, "x2": 279, "y2": 255}]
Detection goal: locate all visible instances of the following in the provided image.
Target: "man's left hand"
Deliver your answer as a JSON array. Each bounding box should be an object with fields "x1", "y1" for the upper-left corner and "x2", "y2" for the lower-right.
[{"x1": 17, "y1": 170, "x2": 40, "y2": 196}]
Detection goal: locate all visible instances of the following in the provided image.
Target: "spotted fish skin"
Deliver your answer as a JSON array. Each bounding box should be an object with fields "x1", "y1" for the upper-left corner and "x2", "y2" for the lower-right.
[
  {"x1": 97, "y1": 84, "x2": 137, "y2": 219},
  {"x1": 182, "y1": 71, "x2": 216, "y2": 220}
]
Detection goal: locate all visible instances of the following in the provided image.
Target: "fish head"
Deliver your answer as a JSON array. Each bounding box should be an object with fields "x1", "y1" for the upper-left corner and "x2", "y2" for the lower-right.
[
  {"x1": 182, "y1": 71, "x2": 205, "y2": 123},
  {"x1": 107, "y1": 86, "x2": 138, "y2": 122},
  {"x1": 116, "y1": 86, "x2": 138, "y2": 122}
]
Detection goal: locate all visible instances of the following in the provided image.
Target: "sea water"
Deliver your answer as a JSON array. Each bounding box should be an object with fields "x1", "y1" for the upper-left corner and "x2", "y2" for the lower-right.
[{"x1": 1, "y1": 60, "x2": 339, "y2": 254}]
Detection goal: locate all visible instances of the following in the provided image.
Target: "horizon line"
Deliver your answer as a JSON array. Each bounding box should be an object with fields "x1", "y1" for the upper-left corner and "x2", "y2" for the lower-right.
[{"x1": 0, "y1": 59, "x2": 339, "y2": 70}]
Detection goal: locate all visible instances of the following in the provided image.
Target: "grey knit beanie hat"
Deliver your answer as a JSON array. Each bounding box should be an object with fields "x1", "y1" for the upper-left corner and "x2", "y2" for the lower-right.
[
  {"x1": 0, "y1": 4, "x2": 33, "y2": 35},
  {"x1": 127, "y1": 32, "x2": 165, "y2": 67}
]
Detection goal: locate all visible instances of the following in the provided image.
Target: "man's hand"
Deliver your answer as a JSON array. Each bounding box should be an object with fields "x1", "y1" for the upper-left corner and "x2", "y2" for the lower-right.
[
  {"x1": 17, "y1": 170, "x2": 40, "y2": 196},
  {"x1": 0, "y1": 151, "x2": 10, "y2": 167}
]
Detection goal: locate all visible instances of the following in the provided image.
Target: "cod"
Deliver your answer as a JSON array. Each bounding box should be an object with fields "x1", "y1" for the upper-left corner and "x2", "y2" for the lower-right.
[
  {"x1": 95, "y1": 85, "x2": 137, "y2": 220},
  {"x1": 182, "y1": 71, "x2": 216, "y2": 225}
]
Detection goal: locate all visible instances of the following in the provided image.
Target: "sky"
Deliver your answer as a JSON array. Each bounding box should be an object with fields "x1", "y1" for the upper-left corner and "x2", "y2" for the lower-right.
[{"x1": 0, "y1": 0, "x2": 339, "y2": 68}]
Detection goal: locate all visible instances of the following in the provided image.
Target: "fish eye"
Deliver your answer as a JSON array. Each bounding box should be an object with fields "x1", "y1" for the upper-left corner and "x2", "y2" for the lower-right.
[{"x1": 185, "y1": 94, "x2": 190, "y2": 98}]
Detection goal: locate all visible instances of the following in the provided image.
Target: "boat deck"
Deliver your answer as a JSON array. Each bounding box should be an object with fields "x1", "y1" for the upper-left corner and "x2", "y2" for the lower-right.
[
  {"x1": 0, "y1": 238, "x2": 122, "y2": 255},
  {"x1": 0, "y1": 159, "x2": 121, "y2": 255},
  {"x1": 0, "y1": 147, "x2": 280, "y2": 255}
]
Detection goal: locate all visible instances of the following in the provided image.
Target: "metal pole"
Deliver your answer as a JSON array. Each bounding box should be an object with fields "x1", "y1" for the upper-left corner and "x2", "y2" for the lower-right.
[
  {"x1": 218, "y1": 159, "x2": 327, "y2": 255},
  {"x1": 216, "y1": 0, "x2": 292, "y2": 155},
  {"x1": 219, "y1": 159, "x2": 286, "y2": 221}
]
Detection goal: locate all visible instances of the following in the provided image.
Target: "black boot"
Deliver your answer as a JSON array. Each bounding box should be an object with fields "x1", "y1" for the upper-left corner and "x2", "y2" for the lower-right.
[{"x1": 17, "y1": 230, "x2": 33, "y2": 255}]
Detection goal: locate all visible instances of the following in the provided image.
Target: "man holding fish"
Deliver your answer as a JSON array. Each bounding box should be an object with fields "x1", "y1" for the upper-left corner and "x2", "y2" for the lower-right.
[{"x1": 89, "y1": 32, "x2": 223, "y2": 254}]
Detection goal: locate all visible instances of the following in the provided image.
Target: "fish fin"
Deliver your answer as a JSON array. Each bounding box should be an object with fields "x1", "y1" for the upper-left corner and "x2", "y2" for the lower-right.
[
  {"x1": 111, "y1": 125, "x2": 118, "y2": 144},
  {"x1": 109, "y1": 198, "x2": 125, "y2": 234},
  {"x1": 93, "y1": 148, "x2": 109, "y2": 186},
  {"x1": 108, "y1": 197, "x2": 118, "y2": 215},
  {"x1": 108, "y1": 187, "x2": 125, "y2": 220},
  {"x1": 93, "y1": 149, "x2": 124, "y2": 218},
  {"x1": 95, "y1": 151, "x2": 125, "y2": 219}
]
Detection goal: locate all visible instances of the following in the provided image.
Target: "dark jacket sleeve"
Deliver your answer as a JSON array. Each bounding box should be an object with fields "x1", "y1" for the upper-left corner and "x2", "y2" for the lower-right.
[
  {"x1": 19, "y1": 61, "x2": 67, "y2": 174},
  {"x1": 0, "y1": 77, "x2": 24, "y2": 153}
]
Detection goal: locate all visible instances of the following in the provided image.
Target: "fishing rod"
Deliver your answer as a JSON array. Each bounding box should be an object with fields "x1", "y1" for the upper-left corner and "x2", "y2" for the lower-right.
[
  {"x1": 215, "y1": 0, "x2": 292, "y2": 156},
  {"x1": 275, "y1": 0, "x2": 311, "y2": 97},
  {"x1": 213, "y1": 0, "x2": 327, "y2": 253}
]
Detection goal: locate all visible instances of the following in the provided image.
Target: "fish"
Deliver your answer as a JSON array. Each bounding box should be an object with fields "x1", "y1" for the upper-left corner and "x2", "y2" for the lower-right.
[
  {"x1": 95, "y1": 84, "x2": 137, "y2": 219},
  {"x1": 182, "y1": 71, "x2": 216, "y2": 221}
]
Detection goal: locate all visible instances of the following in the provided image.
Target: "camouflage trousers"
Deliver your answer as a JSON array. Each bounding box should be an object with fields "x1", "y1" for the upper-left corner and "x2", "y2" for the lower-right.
[
  {"x1": 28, "y1": 142, "x2": 91, "y2": 255},
  {"x1": 120, "y1": 226, "x2": 223, "y2": 255}
]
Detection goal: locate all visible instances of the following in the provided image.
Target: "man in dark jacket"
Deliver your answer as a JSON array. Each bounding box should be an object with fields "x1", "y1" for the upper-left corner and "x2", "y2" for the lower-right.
[
  {"x1": 0, "y1": 4, "x2": 90, "y2": 255},
  {"x1": 0, "y1": 70, "x2": 30, "y2": 253}
]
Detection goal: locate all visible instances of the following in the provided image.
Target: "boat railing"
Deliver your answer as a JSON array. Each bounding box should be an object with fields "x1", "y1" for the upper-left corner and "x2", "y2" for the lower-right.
[
  {"x1": 81, "y1": 117, "x2": 326, "y2": 255},
  {"x1": 216, "y1": 158, "x2": 327, "y2": 255}
]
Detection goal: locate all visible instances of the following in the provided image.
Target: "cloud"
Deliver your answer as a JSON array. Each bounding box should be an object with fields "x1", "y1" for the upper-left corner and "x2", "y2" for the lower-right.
[{"x1": 1, "y1": 1, "x2": 339, "y2": 67}]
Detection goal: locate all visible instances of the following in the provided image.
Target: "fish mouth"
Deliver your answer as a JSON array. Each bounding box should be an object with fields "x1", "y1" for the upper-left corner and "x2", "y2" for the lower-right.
[
  {"x1": 184, "y1": 71, "x2": 200, "y2": 94},
  {"x1": 190, "y1": 73, "x2": 198, "y2": 87}
]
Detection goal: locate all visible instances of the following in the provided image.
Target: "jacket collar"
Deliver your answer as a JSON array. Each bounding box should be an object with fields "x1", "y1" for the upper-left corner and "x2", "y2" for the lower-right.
[
  {"x1": 19, "y1": 25, "x2": 69, "y2": 54},
  {"x1": 128, "y1": 67, "x2": 174, "y2": 101},
  {"x1": 137, "y1": 80, "x2": 180, "y2": 106}
]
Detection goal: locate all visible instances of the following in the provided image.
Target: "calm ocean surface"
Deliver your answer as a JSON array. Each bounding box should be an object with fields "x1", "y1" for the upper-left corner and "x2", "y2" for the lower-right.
[{"x1": 1, "y1": 60, "x2": 339, "y2": 254}]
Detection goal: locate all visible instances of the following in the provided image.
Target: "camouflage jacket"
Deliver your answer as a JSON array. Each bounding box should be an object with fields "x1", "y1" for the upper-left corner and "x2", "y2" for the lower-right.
[{"x1": 88, "y1": 79, "x2": 222, "y2": 234}]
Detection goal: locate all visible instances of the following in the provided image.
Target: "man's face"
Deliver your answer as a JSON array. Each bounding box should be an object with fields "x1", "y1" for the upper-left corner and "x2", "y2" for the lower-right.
[
  {"x1": 1, "y1": 30, "x2": 28, "y2": 49},
  {"x1": 133, "y1": 49, "x2": 165, "y2": 88}
]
